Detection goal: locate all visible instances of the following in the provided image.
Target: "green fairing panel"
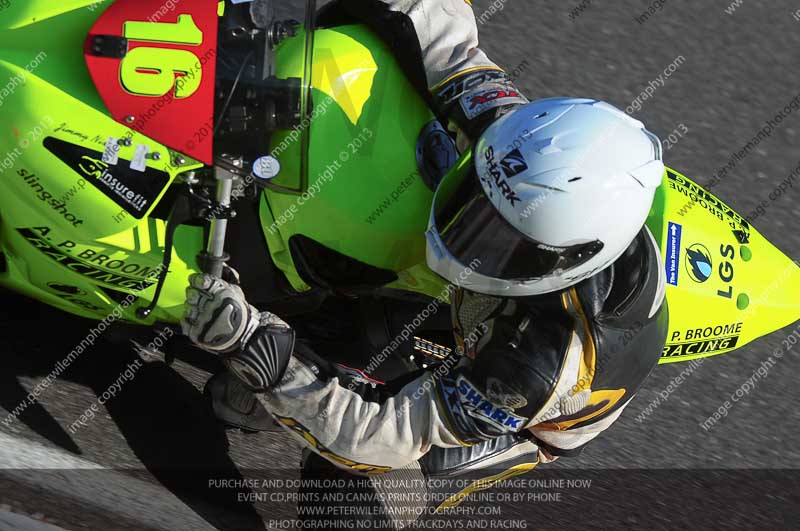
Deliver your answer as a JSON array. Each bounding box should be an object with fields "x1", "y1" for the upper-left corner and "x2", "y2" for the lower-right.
[
  {"x1": 261, "y1": 25, "x2": 449, "y2": 299},
  {"x1": 0, "y1": 1, "x2": 203, "y2": 325}
]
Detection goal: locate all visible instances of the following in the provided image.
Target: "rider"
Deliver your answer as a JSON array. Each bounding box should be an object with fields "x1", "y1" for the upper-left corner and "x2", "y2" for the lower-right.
[{"x1": 182, "y1": 0, "x2": 669, "y2": 525}]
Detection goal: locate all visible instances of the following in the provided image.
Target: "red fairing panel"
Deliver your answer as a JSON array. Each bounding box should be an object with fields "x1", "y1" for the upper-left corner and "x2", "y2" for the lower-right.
[{"x1": 85, "y1": 0, "x2": 219, "y2": 164}]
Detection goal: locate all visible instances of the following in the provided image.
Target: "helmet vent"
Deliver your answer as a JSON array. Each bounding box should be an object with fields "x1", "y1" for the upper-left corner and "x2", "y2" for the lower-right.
[
  {"x1": 568, "y1": 177, "x2": 582, "y2": 182},
  {"x1": 535, "y1": 112, "x2": 549, "y2": 119}
]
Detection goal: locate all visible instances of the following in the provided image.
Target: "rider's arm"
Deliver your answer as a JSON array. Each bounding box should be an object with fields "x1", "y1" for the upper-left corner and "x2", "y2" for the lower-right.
[
  {"x1": 254, "y1": 310, "x2": 580, "y2": 472},
  {"x1": 333, "y1": 0, "x2": 527, "y2": 139},
  {"x1": 255, "y1": 345, "x2": 508, "y2": 473},
  {"x1": 342, "y1": 0, "x2": 500, "y2": 90},
  {"x1": 180, "y1": 274, "x2": 485, "y2": 471},
  {"x1": 186, "y1": 276, "x2": 663, "y2": 473}
]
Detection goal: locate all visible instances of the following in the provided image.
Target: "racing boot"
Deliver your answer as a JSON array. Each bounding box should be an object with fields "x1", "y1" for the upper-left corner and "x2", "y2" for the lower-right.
[{"x1": 204, "y1": 372, "x2": 282, "y2": 432}]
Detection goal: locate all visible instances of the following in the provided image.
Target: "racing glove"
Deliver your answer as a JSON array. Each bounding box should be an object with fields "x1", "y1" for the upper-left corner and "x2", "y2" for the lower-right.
[{"x1": 182, "y1": 273, "x2": 295, "y2": 392}]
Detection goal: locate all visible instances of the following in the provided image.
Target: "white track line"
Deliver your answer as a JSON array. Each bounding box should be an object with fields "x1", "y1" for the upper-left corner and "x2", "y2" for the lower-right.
[
  {"x1": 0, "y1": 432, "x2": 221, "y2": 531},
  {"x1": 0, "y1": 511, "x2": 67, "y2": 531}
]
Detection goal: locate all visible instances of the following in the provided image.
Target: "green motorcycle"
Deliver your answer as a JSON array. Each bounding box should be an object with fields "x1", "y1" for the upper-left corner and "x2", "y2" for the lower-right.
[{"x1": 0, "y1": 0, "x2": 797, "y2": 368}]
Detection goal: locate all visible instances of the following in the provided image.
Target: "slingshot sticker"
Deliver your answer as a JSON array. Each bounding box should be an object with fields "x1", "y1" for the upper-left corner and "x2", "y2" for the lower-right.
[{"x1": 665, "y1": 221, "x2": 682, "y2": 286}]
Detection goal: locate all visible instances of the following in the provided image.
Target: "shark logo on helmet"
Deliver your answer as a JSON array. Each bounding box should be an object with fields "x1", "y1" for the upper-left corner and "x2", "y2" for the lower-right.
[
  {"x1": 484, "y1": 146, "x2": 522, "y2": 206},
  {"x1": 500, "y1": 149, "x2": 528, "y2": 178}
]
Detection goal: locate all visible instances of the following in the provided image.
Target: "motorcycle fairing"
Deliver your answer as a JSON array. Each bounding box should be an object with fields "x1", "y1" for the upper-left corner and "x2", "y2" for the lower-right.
[
  {"x1": 647, "y1": 169, "x2": 800, "y2": 364},
  {"x1": 0, "y1": 0, "x2": 205, "y2": 323},
  {"x1": 84, "y1": 0, "x2": 219, "y2": 164},
  {"x1": 0, "y1": 6, "x2": 796, "y2": 362},
  {"x1": 261, "y1": 24, "x2": 442, "y2": 297}
]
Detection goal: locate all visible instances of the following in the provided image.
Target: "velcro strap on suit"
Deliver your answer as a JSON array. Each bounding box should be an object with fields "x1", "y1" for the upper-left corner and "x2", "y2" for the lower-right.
[{"x1": 433, "y1": 69, "x2": 528, "y2": 139}]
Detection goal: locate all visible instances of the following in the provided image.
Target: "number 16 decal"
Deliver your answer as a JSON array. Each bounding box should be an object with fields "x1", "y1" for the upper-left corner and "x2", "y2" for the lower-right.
[{"x1": 119, "y1": 15, "x2": 204, "y2": 99}]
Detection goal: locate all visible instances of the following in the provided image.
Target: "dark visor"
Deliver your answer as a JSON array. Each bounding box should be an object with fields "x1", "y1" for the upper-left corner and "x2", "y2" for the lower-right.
[{"x1": 433, "y1": 168, "x2": 604, "y2": 281}]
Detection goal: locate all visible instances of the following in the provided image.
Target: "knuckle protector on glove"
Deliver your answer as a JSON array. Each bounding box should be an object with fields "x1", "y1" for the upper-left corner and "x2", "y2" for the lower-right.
[
  {"x1": 199, "y1": 297, "x2": 247, "y2": 348},
  {"x1": 225, "y1": 324, "x2": 296, "y2": 393},
  {"x1": 189, "y1": 273, "x2": 213, "y2": 290}
]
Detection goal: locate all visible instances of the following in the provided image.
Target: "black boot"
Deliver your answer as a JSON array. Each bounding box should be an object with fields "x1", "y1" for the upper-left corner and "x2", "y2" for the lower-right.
[{"x1": 204, "y1": 372, "x2": 282, "y2": 432}]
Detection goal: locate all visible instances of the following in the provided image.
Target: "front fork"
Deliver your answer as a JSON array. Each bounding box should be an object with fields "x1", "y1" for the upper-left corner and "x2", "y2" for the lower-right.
[
  {"x1": 197, "y1": 156, "x2": 242, "y2": 277},
  {"x1": 135, "y1": 155, "x2": 242, "y2": 321}
]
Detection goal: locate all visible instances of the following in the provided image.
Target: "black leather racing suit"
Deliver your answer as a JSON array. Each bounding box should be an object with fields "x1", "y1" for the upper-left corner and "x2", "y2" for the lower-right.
[{"x1": 257, "y1": 227, "x2": 668, "y2": 476}]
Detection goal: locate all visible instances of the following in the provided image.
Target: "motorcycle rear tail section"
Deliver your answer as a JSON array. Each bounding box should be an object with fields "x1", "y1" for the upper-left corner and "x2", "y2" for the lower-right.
[
  {"x1": 0, "y1": 1, "x2": 203, "y2": 324},
  {"x1": 647, "y1": 168, "x2": 800, "y2": 363}
]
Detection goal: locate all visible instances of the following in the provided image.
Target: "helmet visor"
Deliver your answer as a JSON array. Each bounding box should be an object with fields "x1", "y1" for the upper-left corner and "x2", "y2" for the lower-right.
[{"x1": 433, "y1": 168, "x2": 604, "y2": 281}]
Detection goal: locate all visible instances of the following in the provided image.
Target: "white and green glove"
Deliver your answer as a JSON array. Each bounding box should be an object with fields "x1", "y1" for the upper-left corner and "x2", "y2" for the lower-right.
[{"x1": 182, "y1": 273, "x2": 295, "y2": 392}]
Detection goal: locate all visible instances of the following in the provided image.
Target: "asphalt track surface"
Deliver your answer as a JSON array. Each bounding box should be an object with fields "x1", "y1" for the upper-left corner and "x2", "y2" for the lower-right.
[{"x1": 1, "y1": 1, "x2": 799, "y2": 530}]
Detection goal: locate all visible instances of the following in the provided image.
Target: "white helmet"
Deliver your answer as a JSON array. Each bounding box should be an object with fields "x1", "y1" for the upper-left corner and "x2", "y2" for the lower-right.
[{"x1": 426, "y1": 97, "x2": 665, "y2": 297}]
